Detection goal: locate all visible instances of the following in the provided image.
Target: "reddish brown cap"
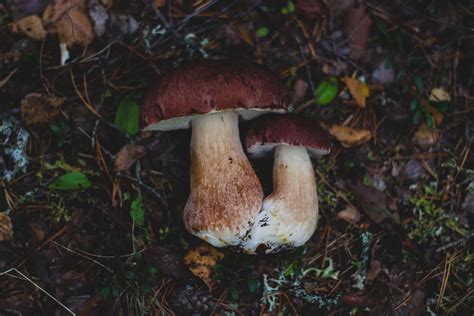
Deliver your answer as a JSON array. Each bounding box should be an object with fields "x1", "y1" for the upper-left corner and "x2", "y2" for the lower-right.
[
  {"x1": 245, "y1": 114, "x2": 331, "y2": 158},
  {"x1": 142, "y1": 60, "x2": 289, "y2": 130}
]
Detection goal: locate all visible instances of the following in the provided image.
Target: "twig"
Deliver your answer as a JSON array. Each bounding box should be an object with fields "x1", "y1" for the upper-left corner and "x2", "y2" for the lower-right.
[
  {"x1": 52, "y1": 241, "x2": 113, "y2": 272},
  {"x1": 437, "y1": 231, "x2": 474, "y2": 253},
  {"x1": 0, "y1": 268, "x2": 76, "y2": 315}
]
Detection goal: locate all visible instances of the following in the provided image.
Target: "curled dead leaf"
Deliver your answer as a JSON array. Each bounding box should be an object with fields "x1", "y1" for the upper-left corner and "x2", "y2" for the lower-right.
[
  {"x1": 296, "y1": 0, "x2": 325, "y2": 20},
  {"x1": 429, "y1": 88, "x2": 451, "y2": 102},
  {"x1": 184, "y1": 243, "x2": 224, "y2": 288},
  {"x1": 366, "y1": 259, "x2": 381, "y2": 281},
  {"x1": 329, "y1": 124, "x2": 371, "y2": 148},
  {"x1": 21, "y1": 93, "x2": 65, "y2": 126},
  {"x1": 114, "y1": 144, "x2": 147, "y2": 172},
  {"x1": 343, "y1": 4, "x2": 372, "y2": 60},
  {"x1": 413, "y1": 123, "x2": 438, "y2": 147},
  {"x1": 10, "y1": 15, "x2": 46, "y2": 40},
  {"x1": 342, "y1": 77, "x2": 369, "y2": 108},
  {"x1": 0, "y1": 212, "x2": 13, "y2": 241},
  {"x1": 43, "y1": 0, "x2": 94, "y2": 47},
  {"x1": 337, "y1": 205, "x2": 360, "y2": 224}
]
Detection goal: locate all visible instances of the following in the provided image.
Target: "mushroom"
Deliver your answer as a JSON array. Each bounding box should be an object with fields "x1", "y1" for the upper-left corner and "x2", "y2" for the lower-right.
[
  {"x1": 142, "y1": 60, "x2": 288, "y2": 248},
  {"x1": 242, "y1": 114, "x2": 331, "y2": 254}
]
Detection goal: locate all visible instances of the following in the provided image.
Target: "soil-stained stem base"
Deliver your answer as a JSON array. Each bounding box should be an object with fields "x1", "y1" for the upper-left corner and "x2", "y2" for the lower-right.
[{"x1": 184, "y1": 111, "x2": 264, "y2": 247}]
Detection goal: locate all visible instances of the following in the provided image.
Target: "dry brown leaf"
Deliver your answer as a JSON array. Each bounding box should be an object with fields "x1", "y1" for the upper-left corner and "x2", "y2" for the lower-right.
[
  {"x1": 114, "y1": 144, "x2": 147, "y2": 172},
  {"x1": 428, "y1": 105, "x2": 443, "y2": 126},
  {"x1": 337, "y1": 205, "x2": 360, "y2": 224},
  {"x1": 0, "y1": 212, "x2": 13, "y2": 241},
  {"x1": 184, "y1": 243, "x2": 224, "y2": 287},
  {"x1": 296, "y1": 0, "x2": 325, "y2": 20},
  {"x1": 154, "y1": 0, "x2": 167, "y2": 8},
  {"x1": 413, "y1": 123, "x2": 438, "y2": 147},
  {"x1": 366, "y1": 260, "x2": 381, "y2": 281},
  {"x1": 21, "y1": 93, "x2": 64, "y2": 126},
  {"x1": 43, "y1": 0, "x2": 94, "y2": 47},
  {"x1": 343, "y1": 4, "x2": 372, "y2": 60},
  {"x1": 342, "y1": 77, "x2": 369, "y2": 108},
  {"x1": 329, "y1": 125, "x2": 371, "y2": 148},
  {"x1": 10, "y1": 15, "x2": 47, "y2": 40}
]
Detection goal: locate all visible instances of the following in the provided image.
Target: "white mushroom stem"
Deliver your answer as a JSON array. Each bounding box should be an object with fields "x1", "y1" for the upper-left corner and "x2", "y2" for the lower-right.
[
  {"x1": 242, "y1": 145, "x2": 319, "y2": 254},
  {"x1": 184, "y1": 111, "x2": 263, "y2": 248}
]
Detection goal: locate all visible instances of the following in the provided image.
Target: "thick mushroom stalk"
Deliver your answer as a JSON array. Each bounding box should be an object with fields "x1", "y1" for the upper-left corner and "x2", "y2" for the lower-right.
[
  {"x1": 184, "y1": 111, "x2": 263, "y2": 247},
  {"x1": 242, "y1": 145, "x2": 318, "y2": 253},
  {"x1": 243, "y1": 114, "x2": 331, "y2": 254}
]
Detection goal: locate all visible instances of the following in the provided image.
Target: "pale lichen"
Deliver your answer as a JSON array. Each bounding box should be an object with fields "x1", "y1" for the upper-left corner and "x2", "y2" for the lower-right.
[{"x1": 0, "y1": 116, "x2": 29, "y2": 182}]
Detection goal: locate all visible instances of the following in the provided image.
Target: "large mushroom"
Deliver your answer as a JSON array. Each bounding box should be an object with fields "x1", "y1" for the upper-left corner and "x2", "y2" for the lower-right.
[
  {"x1": 142, "y1": 60, "x2": 288, "y2": 248},
  {"x1": 242, "y1": 114, "x2": 331, "y2": 254}
]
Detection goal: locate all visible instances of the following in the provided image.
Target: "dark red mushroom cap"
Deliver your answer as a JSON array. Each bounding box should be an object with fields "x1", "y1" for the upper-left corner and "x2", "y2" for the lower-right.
[
  {"x1": 245, "y1": 114, "x2": 331, "y2": 158},
  {"x1": 142, "y1": 60, "x2": 289, "y2": 131}
]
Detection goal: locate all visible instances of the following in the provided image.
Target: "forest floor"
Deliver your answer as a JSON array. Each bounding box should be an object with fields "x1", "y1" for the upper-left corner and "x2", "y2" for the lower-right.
[{"x1": 0, "y1": 0, "x2": 473, "y2": 315}]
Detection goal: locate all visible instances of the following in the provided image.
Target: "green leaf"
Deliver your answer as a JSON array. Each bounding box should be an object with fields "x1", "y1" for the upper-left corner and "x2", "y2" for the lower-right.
[
  {"x1": 314, "y1": 77, "x2": 338, "y2": 105},
  {"x1": 414, "y1": 76, "x2": 424, "y2": 93},
  {"x1": 410, "y1": 99, "x2": 419, "y2": 111},
  {"x1": 115, "y1": 97, "x2": 140, "y2": 135},
  {"x1": 230, "y1": 285, "x2": 239, "y2": 301},
  {"x1": 48, "y1": 172, "x2": 91, "y2": 190},
  {"x1": 413, "y1": 109, "x2": 422, "y2": 125},
  {"x1": 281, "y1": 0, "x2": 295, "y2": 14},
  {"x1": 247, "y1": 278, "x2": 258, "y2": 293},
  {"x1": 256, "y1": 26, "x2": 269, "y2": 38},
  {"x1": 130, "y1": 196, "x2": 145, "y2": 226}
]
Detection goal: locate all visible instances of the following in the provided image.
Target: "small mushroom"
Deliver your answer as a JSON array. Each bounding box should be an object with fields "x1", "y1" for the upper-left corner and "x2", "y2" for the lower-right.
[
  {"x1": 142, "y1": 60, "x2": 288, "y2": 248},
  {"x1": 242, "y1": 114, "x2": 331, "y2": 254}
]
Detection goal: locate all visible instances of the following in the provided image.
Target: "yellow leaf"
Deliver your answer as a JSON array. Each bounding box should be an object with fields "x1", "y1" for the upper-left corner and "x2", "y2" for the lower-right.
[
  {"x1": 329, "y1": 124, "x2": 371, "y2": 148},
  {"x1": 10, "y1": 15, "x2": 46, "y2": 40},
  {"x1": 429, "y1": 88, "x2": 451, "y2": 102},
  {"x1": 184, "y1": 243, "x2": 224, "y2": 287},
  {"x1": 0, "y1": 212, "x2": 13, "y2": 241},
  {"x1": 342, "y1": 77, "x2": 369, "y2": 108},
  {"x1": 413, "y1": 123, "x2": 438, "y2": 147},
  {"x1": 43, "y1": 0, "x2": 94, "y2": 47}
]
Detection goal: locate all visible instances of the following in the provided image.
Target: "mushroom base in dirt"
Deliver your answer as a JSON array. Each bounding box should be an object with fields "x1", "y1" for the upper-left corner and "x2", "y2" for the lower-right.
[
  {"x1": 242, "y1": 145, "x2": 319, "y2": 254},
  {"x1": 184, "y1": 111, "x2": 263, "y2": 247}
]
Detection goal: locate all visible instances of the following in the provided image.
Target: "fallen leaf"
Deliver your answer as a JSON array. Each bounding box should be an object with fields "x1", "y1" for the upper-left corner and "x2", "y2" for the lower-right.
[
  {"x1": 48, "y1": 171, "x2": 91, "y2": 190},
  {"x1": 296, "y1": 0, "x2": 325, "y2": 20},
  {"x1": 342, "y1": 77, "x2": 369, "y2": 108},
  {"x1": 184, "y1": 243, "x2": 224, "y2": 287},
  {"x1": 115, "y1": 144, "x2": 147, "y2": 172},
  {"x1": 108, "y1": 13, "x2": 139, "y2": 38},
  {"x1": 429, "y1": 88, "x2": 451, "y2": 102},
  {"x1": 10, "y1": 15, "x2": 47, "y2": 40},
  {"x1": 88, "y1": 0, "x2": 108, "y2": 37},
  {"x1": 366, "y1": 259, "x2": 381, "y2": 281},
  {"x1": 343, "y1": 4, "x2": 372, "y2": 60},
  {"x1": 115, "y1": 97, "x2": 140, "y2": 135},
  {"x1": 42, "y1": 0, "x2": 94, "y2": 47},
  {"x1": 154, "y1": 0, "x2": 166, "y2": 8},
  {"x1": 21, "y1": 93, "x2": 64, "y2": 126},
  {"x1": 337, "y1": 205, "x2": 360, "y2": 224},
  {"x1": 413, "y1": 123, "x2": 438, "y2": 147},
  {"x1": 428, "y1": 105, "x2": 443, "y2": 126},
  {"x1": 10, "y1": 0, "x2": 49, "y2": 20},
  {"x1": 372, "y1": 59, "x2": 394, "y2": 85},
  {"x1": 348, "y1": 181, "x2": 400, "y2": 224},
  {"x1": 329, "y1": 124, "x2": 371, "y2": 148},
  {"x1": 0, "y1": 212, "x2": 13, "y2": 241},
  {"x1": 291, "y1": 79, "x2": 309, "y2": 105}
]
